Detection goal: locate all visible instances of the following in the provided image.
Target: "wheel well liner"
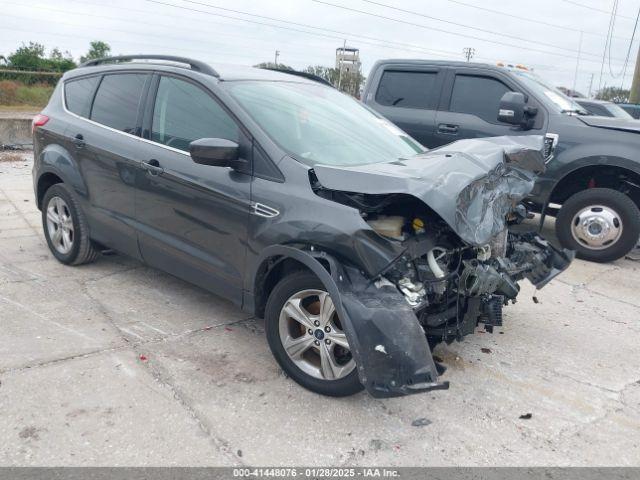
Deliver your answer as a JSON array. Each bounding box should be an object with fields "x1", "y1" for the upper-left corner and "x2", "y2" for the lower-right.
[
  {"x1": 36, "y1": 172, "x2": 64, "y2": 209},
  {"x1": 252, "y1": 248, "x2": 333, "y2": 319},
  {"x1": 549, "y1": 165, "x2": 640, "y2": 207}
]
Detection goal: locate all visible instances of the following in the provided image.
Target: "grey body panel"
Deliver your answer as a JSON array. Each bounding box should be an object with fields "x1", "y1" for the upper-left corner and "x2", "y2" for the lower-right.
[
  {"x1": 576, "y1": 115, "x2": 640, "y2": 133},
  {"x1": 314, "y1": 136, "x2": 545, "y2": 246}
]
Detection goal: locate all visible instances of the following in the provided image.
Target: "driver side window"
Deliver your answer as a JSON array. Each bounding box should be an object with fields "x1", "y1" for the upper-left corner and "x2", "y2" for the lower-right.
[{"x1": 151, "y1": 76, "x2": 239, "y2": 151}]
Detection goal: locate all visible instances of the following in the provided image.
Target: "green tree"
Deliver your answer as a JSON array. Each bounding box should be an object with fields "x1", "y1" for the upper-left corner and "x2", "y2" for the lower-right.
[
  {"x1": 7, "y1": 42, "x2": 47, "y2": 70},
  {"x1": 595, "y1": 86, "x2": 630, "y2": 103},
  {"x1": 303, "y1": 65, "x2": 365, "y2": 97},
  {"x1": 80, "y1": 41, "x2": 111, "y2": 63},
  {"x1": 253, "y1": 61, "x2": 293, "y2": 71},
  {"x1": 46, "y1": 48, "x2": 76, "y2": 72}
]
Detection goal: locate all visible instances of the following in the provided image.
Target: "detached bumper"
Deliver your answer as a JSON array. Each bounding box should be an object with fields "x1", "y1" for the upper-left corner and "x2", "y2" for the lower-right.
[
  {"x1": 307, "y1": 253, "x2": 448, "y2": 398},
  {"x1": 338, "y1": 267, "x2": 449, "y2": 398}
]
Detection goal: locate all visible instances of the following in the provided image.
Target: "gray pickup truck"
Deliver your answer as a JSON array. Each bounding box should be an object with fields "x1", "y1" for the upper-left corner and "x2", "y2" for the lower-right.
[{"x1": 363, "y1": 59, "x2": 640, "y2": 262}]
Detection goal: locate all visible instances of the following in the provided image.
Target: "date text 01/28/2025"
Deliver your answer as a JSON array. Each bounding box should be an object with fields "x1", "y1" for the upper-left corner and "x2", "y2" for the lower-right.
[{"x1": 232, "y1": 468, "x2": 400, "y2": 477}]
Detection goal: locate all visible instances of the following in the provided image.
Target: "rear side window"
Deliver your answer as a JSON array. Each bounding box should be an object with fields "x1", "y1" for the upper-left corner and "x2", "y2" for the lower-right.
[
  {"x1": 90, "y1": 74, "x2": 148, "y2": 134},
  {"x1": 64, "y1": 76, "x2": 100, "y2": 118},
  {"x1": 375, "y1": 70, "x2": 438, "y2": 109},
  {"x1": 151, "y1": 76, "x2": 239, "y2": 151},
  {"x1": 449, "y1": 75, "x2": 512, "y2": 123}
]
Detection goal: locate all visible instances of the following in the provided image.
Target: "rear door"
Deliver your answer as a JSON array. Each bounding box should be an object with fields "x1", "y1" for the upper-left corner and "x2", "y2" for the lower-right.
[
  {"x1": 134, "y1": 74, "x2": 251, "y2": 304},
  {"x1": 364, "y1": 66, "x2": 444, "y2": 148},
  {"x1": 433, "y1": 68, "x2": 518, "y2": 146},
  {"x1": 63, "y1": 72, "x2": 151, "y2": 258}
]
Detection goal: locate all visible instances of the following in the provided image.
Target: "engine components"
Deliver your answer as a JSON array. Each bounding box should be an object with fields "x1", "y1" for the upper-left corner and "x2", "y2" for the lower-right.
[
  {"x1": 459, "y1": 260, "x2": 520, "y2": 298},
  {"x1": 366, "y1": 215, "x2": 405, "y2": 240},
  {"x1": 397, "y1": 277, "x2": 426, "y2": 307}
]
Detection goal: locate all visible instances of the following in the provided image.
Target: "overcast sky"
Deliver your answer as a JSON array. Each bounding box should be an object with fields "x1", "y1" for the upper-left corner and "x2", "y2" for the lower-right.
[{"x1": 2, "y1": 0, "x2": 639, "y2": 95}]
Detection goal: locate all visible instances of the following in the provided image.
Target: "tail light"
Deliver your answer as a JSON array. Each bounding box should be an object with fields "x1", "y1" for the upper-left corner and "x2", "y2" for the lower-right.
[{"x1": 32, "y1": 114, "x2": 49, "y2": 134}]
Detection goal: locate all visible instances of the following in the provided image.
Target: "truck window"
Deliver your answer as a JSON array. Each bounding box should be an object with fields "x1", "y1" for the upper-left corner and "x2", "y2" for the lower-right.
[
  {"x1": 375, "y1": 71, "x2": 438, "y2": 109},
  {"x1": 449, "y1": 75, "x2": 512, "y2": 123}
]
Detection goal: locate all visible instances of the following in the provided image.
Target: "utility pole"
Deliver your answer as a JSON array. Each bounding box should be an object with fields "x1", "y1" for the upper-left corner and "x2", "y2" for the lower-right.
[
  {"x1": 588, "y1": 73, "x2": 595, "y2": 98},
  {"x1": 463, "y1": 47, "x2": 475, "y2": 62},
  {"x1": 630, "y1": 43, "x2": 640, "y2": 103},
  {"x1": 572, "y1": 31, "x2": 583, "y2": 94},
  {"x1": 274, "y1": 50, "x2": 280, "y2": 67}
]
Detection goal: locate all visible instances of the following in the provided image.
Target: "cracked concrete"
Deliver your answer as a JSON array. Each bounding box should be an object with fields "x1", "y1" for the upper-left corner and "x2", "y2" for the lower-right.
[{"x1": 1, "y1": 152, "x2": 639, "y2": 466}]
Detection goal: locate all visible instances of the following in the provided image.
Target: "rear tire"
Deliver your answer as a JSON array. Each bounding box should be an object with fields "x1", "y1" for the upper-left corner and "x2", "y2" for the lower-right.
[
  {"x1": 265, "y1": 270, "x2": 363, "y2": 397},
  {"x1": 556, "y1": 188, "x2": 640, "y2": 263},
  {"x1": 42, "y1": 183, "x2": 99, "y2": 265}
]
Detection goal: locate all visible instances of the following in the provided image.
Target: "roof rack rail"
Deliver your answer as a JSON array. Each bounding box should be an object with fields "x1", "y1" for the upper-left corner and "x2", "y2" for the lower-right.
[
  {"x1": 79, "y1": 55, "x2": 219, "y2": 78},
  {"x1": 262, "y1": 68, "x2": 334, "y2": 87}
]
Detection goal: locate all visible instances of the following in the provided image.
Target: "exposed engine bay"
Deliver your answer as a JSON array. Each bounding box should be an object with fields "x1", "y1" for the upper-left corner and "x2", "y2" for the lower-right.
[
  {"x1": 317, "y1": 188, "x2": 571, "y2": 346},
  {"x1": 305, "y1": 136, "x2": 574, "y2": 397},
  {"x1": 363, "y1": 199, "x2": 569, "y2": 343}
]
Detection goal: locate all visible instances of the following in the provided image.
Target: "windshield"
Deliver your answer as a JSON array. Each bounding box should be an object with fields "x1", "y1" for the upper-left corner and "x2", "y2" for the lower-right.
[
  {"x1": 512, "y1": 70, "x2": 588, "y2": 114},
  {"x1": 226, "y1": 81, "x2": 424, "y2": 166},
  {"x1": 605, "y1": 103, "x2": 635, "y2": 119}
]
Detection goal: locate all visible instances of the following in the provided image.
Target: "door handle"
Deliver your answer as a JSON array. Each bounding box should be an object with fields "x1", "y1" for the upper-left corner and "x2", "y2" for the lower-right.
[
  {"x1": 437, "y1": 124, "x2": 459, "y2": 134},
  {"x1": 141, "y1": 159, "x2": 164, "y2": 176},
  {"x1": 73, "y1": 133, "x2": 85, "y2": 148}
]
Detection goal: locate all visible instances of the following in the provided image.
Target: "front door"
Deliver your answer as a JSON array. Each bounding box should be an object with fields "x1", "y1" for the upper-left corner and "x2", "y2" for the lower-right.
[
  {"x1": 134, "y1": 74, "x2": 251, "y2": 305},
  {"x1": 433, "y1": 71, "x2": 517, "y2": 147}
]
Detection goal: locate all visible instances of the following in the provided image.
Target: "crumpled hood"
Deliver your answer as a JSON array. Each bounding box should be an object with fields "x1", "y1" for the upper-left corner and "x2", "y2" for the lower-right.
[
  {"x1": 313, "y1": 135, "x2": 546, "y2": 246},
  {"x1": 578, "y1": 115, "x2": 640, "y2": 133}
]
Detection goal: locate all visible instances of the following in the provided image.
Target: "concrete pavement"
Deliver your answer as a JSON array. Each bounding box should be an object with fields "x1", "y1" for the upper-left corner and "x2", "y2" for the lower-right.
[{"x1": 1, "y1": 151, "x2": 639, "y2": 466}]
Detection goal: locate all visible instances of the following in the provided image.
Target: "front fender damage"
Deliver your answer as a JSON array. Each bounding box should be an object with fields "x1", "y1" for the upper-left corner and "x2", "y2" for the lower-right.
[
  {"x1": 268, "y1": 245, "x2": 448, "y2": 398},
  {"x1": 338, "y1": 267, "x2": 449, "y2": 398}
]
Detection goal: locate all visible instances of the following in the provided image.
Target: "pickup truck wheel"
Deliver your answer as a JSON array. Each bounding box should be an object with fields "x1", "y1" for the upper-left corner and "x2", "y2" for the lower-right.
[
  {"x1": 556, "y1": 188, "x2": 640, "y2": 263},
  {"x1": 265, "y1": 270, "x2": 363, "y2": 397},
  {"x1": 42, "y1": 184, "x2": 99, "y2": 266}
]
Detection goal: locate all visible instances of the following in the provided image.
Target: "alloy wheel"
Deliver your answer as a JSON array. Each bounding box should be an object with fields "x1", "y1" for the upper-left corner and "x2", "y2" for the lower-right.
[
  {"x1": 278, "y1": 289, "x2": 355, "y2": 381},
  {"x1": 46, "y1": 196, "x2": 74, "y2": 254}
]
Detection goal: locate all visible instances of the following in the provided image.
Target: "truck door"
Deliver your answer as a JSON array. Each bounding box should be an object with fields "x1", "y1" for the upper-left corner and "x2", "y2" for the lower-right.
[
  {"x1": 434, "y1": 68, "x2": 524, "y2": 147},
  {"x1": 364, "y1": 66, "x2": 444, "y2": 148}
]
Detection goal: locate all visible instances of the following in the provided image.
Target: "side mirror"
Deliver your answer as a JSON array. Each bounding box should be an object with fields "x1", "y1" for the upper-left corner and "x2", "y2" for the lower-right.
[
  {"x1": 498, "y1": 92, "x2": 526, "y2": 125},
  {"x1": 189, "y1": 138, "x2": 244, "y2": 169}
]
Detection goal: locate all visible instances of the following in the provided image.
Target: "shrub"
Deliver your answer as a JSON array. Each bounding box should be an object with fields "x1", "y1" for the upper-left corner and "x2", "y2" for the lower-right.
[
  {"x1": 0, "y1": 80, "x2": 19, "y2": 104},
  {"x1": 16, "y1": 83, "x2": 54, "y2": 106},
  {"x1": 0, "y1": 80, "x2": 53, "y2": 106}
]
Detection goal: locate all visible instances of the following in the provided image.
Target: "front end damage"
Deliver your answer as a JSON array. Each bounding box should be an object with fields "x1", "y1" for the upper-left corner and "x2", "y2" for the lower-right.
[{"x1": 304, "y1": 136, "x2": 573, "y2": 398}]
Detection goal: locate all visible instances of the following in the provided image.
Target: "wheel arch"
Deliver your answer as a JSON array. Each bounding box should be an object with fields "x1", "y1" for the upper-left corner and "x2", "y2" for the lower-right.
[
  {"x1": 36, "y1": 172, "x2": 64, "y2": 209},
  {"x1": 548, "y1": 163, "x2": 640, "y2": 209},
  {"x1": 35, "y1": 143, "x2": 88, "y2": 209},
  {"x1": 250, "y1": 245, "x2": 338, "y2": 319}
]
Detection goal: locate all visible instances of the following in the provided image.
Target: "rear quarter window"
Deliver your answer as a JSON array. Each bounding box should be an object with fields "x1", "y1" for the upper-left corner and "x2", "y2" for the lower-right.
[
  {"x1": 64, "y1": 76, "x2": 100, "y2": 118},
  {"x1": 90, "y1": 73, "x2": 148, "y2": 134},
  {"x1": 375, "y1": 70, "x2": 438, "y2": 109}
]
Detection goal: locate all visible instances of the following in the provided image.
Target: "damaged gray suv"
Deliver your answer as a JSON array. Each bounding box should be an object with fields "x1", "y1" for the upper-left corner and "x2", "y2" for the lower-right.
[{"x1": 32, "y1": 55, "x2": 573, "y2": 398}]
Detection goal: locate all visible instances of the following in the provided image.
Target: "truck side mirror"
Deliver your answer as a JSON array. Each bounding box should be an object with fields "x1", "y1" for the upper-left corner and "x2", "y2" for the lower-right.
[{"x1": 498, "y1": 92, "x2": 526, "y2": 125}]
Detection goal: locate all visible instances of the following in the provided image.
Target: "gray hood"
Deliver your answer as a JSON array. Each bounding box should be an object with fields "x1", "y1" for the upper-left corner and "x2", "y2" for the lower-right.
[
  {"x1": 313, "y1": 135, "x2": 546, "y2": 246},
  {"x1": 578, "y1": 115, "x2": 640, "y2": 133}
]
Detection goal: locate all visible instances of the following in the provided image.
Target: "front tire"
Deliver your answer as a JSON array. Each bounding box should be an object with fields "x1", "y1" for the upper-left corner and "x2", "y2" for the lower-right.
[
  {"x1": 42, "y1": 183, "x2": 99, "y2": 265},
  {"x1": 264, "y1": 270, "x2": 363, "y2": 397},
  {"x1": 556, "y1": 188, "x2": 640, "y2": 263}
]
